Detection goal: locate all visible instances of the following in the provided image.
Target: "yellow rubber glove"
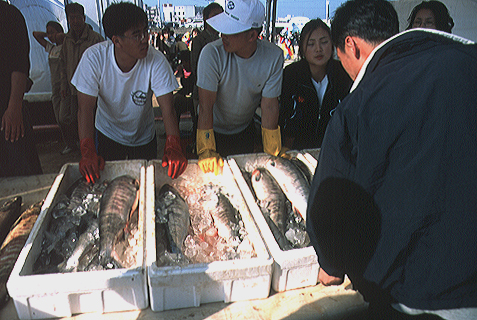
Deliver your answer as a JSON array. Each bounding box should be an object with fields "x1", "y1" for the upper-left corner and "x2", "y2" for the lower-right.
[
  {"x1": 196, "y1": 129, "x2": 224, "y2": 175},
  {"x1": 262, "y1": 126, "x2": 291, "y2": 159}
]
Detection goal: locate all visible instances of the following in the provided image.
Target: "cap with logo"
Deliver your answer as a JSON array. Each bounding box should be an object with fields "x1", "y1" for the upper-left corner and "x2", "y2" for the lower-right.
[{"x1": 207, "y1": 0, "x2": 265, "y2": 35}]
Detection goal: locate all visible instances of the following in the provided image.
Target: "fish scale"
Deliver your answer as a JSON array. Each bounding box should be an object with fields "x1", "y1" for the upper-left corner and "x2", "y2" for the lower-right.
[
  {"x1": 155, "y1": 184, "x2": 190, "y2": 258},
  {"x1": 200, "y1": 184, "x2": 240, "y2": 242},
  {"x1": 265, "y1": 156, "x2": 310, "y2": 221},
  {"x1": 251, "y1": 168, "x2": 288, "y2": 234},
  {"x1": 98, "y1": 175, "x2": 139, "y2": 267}
]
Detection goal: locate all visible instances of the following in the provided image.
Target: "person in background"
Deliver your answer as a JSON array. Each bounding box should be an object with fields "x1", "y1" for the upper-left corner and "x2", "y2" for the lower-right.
[
  {"x1": 173, "y1": 50, "x2": 195, "y2": 121},
  {"x1": 71, "y1": 2, "x2": 187, "y2": 183},
  {"x1": 33, "y1": 21, "x2": 69, "y2": 155},
  {"x1": 161, "y1": 28, "x2": 176, "y2": 64},
  {"x1": 196, "y1": 0, "x2": 284, "y2": 175},
  {"x1": 406, "y1": 0, "x2": 454, "y2": 32},
  {"x1": 1, "y1": 1, "x2": 42, "y2": 177},
  {"x1": 191, "y1": 2, "x2": 223, "y2": 108},
  {"x1": 279, "y1": 19, "x2": 352, "y2": 150},
  {"x1": 306, "y1": 0, "x2": 477, "y2": 318},
  {"x1": 175, "y1": 34, "x2": 189, "y2": 52},
  {"x1": 60, "y1": 2, "x2": 104, "y2": 155}
]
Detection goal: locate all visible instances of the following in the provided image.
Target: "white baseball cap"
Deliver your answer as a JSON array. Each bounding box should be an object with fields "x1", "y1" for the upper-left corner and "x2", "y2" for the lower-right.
[{"x1": 207, "y1": 0, "x2": 265, "y2": 35}]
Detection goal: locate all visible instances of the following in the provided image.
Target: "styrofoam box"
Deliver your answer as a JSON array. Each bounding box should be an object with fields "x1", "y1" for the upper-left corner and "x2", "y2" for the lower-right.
[
  {"x1": 7, "y1": 161, "x2": 149, "y2": 320},
  {"x1": 227, "y1": 152, "x2": 320, "y2": 292},
  {"x1": 146, "y1": 160, "x2": 273, "y2": 312}
]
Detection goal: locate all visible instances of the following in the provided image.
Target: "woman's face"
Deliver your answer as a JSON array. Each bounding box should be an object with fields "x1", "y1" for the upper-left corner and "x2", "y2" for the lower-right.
[
  {"x1": 412, "y1": 8, "x2": 436, "y2": 29},
  {"x1": 303, "y1": 27, "x2": 332, "y2": 69}
]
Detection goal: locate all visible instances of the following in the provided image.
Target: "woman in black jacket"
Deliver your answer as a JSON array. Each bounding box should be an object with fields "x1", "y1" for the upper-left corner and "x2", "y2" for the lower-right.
[{"x1": 279, "y1": 19, "x2": 352, "y2": 150}]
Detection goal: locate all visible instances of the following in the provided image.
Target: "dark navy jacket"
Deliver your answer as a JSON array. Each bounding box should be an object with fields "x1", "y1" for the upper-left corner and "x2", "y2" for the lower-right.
[
  {"x1": 279, "y1": 58, "x2": 352, "y2": 150},
  {"x1": 307, "y1": 30, "x2": 477, "y2": 310}
]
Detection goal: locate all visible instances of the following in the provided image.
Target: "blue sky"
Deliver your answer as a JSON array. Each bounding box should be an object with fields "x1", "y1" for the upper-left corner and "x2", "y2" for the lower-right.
[{"x1": 143, "y1": 0, "x2": 348, "y2": 20}]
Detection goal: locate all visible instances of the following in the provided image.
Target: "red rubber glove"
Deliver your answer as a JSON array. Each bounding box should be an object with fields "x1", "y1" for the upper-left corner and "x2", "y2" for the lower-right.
[
  {"x1": 162, "y1": 135, "x2": 188, "y2": 179},
  {"x1": 79, "y1": 137, "x2": 105, "y2": 183}
]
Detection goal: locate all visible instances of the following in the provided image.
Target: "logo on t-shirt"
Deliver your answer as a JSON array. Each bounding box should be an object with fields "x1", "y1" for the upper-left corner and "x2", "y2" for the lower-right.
[{"x1": 131, "y1": 90, "x2": 147, "y2": 106}]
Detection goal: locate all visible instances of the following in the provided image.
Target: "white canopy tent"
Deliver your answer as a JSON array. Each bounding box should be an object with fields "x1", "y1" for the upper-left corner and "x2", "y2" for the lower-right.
[
  {"x1": 10, "y1": 0, "x2": 142, "y2": 101},
  {"x1": 10, "y1": 0, "x2": 68, "y2": 101}
]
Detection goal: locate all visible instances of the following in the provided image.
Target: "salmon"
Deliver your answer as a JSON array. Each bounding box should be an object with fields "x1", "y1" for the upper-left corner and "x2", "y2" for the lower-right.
[
  {"x1": 265, "y1": 156, "x2": 310, "y2": 221},
  {"x1": 98, "y1": 175, "x2": 139, "y2": 267},
  {"x1": 251, "y1": 168, "x2": 288, "y2": 234},
  {"x1": 0, "y1": 197, "x2": 22, "y2": 246},
  {"x1": 200, "y1": 184, "x2": 240, "y2": 242},
  {"x1": 0, "y1": 201, "x2": 42, "y2": 308},
  {"x1": 155, "y1": 184, "x2": 190, "y2": 257}
]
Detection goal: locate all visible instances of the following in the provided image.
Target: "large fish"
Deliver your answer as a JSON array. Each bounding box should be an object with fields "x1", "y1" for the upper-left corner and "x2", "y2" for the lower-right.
[
  {"x1": 0, "y1": 201, "x2": 42, "y2": 308},
  {"x1": 98, "y1": 175, "x2": 139, "y2": 267},
  {"x1": 200, "y1": 184, "x2": 240, "y2": 242},
  {"x1": 0, "y1": 197, "x2": 22, "y2": 246},
  {"x1": 265, "y1": 156, "x2": 310, "y2": 221},
  {"x1": 155, "y1": 184, "x2": 190, "y2": 259},
  {"x1": 251, "y1": 168, "x2": 288, "y2": 234}
]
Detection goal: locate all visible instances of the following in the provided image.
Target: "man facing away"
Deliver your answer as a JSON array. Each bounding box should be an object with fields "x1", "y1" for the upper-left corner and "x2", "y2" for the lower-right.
[
  {"x1": 306, "y1": 0, "x2": 477, "y2": 319},
  {"x1": 196, "y1": 0, "x2": 285, "y2": 175},
  {"x1": 71, "y1": 2, "x2": 187, "y2": 183},
  {"x1": 60, "y1": 2, "x2": 103, "y2": 155}
]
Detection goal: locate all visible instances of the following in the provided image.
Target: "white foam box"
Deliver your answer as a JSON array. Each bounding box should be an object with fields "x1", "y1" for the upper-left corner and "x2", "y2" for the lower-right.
[
  {"x1": 227, "y1": 153, "x2": 320, "y2": 292},
  {"x1": 146, "y1": 160, "x2": 273, "y2": 312},
  {"x1": 7, "y1": 161, "x2": 149, "y2": 319}
]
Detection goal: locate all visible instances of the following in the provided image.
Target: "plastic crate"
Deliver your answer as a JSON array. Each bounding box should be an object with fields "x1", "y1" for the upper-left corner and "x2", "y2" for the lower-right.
[
  {"x1": 146, "y1": 160, "x2": 272, "y2": 312},
  {"x1": 227, "y1": 153, "x2": 320, "y2": 292},
  {"x1": 7, "y1": 161, "x2": 148, "y2": 319}
]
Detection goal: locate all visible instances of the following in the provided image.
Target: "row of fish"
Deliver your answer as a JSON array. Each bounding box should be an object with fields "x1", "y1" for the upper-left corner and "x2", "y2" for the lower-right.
[
  {"x1": 33, "y1": 175, "x2": 140, "y2": 274},
  {"x1": 155, "y1": 181, "x2": 255, "y2": 267},
  {"x1": 0, "y1": 200, "x2": 42, "y2": 308},
  {"x1": 246, "y1": 155, "x2": 313, "y2": 251}
]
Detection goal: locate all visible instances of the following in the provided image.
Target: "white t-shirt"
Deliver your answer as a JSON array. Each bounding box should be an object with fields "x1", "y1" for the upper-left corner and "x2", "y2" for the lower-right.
[
  {"x1": 45, "y1": 42, "x2": 62, "y2": 60},
  {"x1": 71, "y1": 40, "x2": 178, "y2": 146},
  {"x1": 311, "y1": 74, "x2": 328, "y2": 106},
  {"x1": 197, "y1": 39, "x2": 283, "y2": 134}
]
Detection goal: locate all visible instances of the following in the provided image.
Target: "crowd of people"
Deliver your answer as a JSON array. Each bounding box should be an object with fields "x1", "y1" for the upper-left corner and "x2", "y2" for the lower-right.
[{"x1": 2, "y1": 0, "x2": 476, "y2": 318}]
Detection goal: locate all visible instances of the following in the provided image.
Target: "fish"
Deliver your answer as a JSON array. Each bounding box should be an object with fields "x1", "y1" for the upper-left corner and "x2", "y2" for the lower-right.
[
  {"x1": 155, "y1": 184, "x2": 190, "y2": 257},
  {"x1": 265, "y1": 156, "x2": 310, "y2": 221},
  {"x1": 76, "y1": 242, "x2": 100, "y2": 272},
  {"x1": 200, "y1": 184, "x2": 240, "y2": 242},
  {"x1": 0, "y1": 196, "x2": 22, "y2": 246},
  {"x1": 57, "y1": 220, "x2": 99, "y2": 273},
  {"x1": 0, "y1": 201, "x2": 42, "y2": 308},
  {"x1": 290, "y1": 157, "x2": 313, "y2": 185},
  {"x1": 251, "y1": 168, "x2": 288, "y2": 235},
  {"x1": 98, "y1": 175, "x2": 139, "y2": 267}
]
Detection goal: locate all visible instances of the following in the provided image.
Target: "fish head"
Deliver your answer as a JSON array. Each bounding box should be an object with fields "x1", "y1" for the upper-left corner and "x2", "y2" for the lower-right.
[{"x1": 251, "y1": 168, "x2": 263, "y2": 182}]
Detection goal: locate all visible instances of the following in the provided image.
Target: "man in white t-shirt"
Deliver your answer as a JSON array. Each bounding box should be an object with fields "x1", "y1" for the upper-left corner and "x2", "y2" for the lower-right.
[
  {"x1": 196, "y1": 0, "x2": 285, "y2": 175},
  {"x1": 71, "y1": 2, "x2": 187, "y2": 183}
]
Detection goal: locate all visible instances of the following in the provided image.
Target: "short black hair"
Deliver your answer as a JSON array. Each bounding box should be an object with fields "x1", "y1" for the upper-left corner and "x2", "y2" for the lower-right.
[
  {"x1": 299, "y1": 19, "x2": 331, "y2": 59},
  {"x1": 47, "y1": 21, "x2": 63, "y2": 33},
  {"x1": 331, "y1": 0, "x2": 398, "y2": 52},
  {"x1": 102, "y1": 2, "x2": 147, "y2": 40},
  {"x1": 406, "y1": 1, "x2": 454, "y2": 33},
  {"x1": 203, "y1": 2, "x2": 223, "y2": 21},
  {"x1": 65, "y1": 3, "x2": 84, "y2": 16}
]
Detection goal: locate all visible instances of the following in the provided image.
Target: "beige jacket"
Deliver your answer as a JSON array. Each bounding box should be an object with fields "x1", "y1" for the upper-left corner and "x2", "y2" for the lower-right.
[{"x1": 60, "y1": 24, "x2": 104, "y2": 95}]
